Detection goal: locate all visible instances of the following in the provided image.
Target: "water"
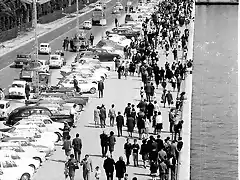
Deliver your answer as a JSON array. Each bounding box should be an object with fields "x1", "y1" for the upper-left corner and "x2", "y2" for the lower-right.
[{"x1": 191, "y1": 5, "x2": 238, "y2": 180}]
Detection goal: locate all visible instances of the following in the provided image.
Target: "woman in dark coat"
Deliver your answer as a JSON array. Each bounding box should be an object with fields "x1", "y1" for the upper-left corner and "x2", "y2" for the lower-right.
[
  {"x1": 108, "y1": 131, "x2": 116, "y2": 158},
  {"x1": 115, "y1": 156, "x2": 126, "y2": 180},
  {"x1": 127, "y1": 116, "x2": 135, "y2": 137}
]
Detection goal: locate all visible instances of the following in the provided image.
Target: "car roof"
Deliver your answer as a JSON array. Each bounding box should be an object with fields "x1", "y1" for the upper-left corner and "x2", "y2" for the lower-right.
[
  {"x1": 0, "y1": 100, "x2": 10, "y2": 104},
  {"x1": 11, "y1": 105, "x2": 51, "y2": 112},
  {"x1": 1, "y1": 137, "x2": 28, "y2": 141},
  {"x1": 0, "y1": 142, "x2": 21, "y2": 146},
  {"x1": 40, "y1": 43, "x2": 49, "y2": 45}
]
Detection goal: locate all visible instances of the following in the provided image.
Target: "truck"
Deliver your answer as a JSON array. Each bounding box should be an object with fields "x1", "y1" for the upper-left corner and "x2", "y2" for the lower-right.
[{"x1": 92, "y1": 7, "x2": 106, "y2": 25}]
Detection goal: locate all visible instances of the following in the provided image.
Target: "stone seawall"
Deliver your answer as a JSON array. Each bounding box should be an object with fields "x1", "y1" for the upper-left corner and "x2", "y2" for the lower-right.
[
  {"x1": 176, "y1": 2, "x2": 195, "y2": 180},
  {"x1": 195, "y1": 0, "x2": 238, "y2": 5}
]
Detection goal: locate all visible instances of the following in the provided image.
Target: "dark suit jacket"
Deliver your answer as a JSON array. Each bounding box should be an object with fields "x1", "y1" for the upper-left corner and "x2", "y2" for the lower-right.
[
  {"x1": 98, "y1": 81, "x2": 104, "y2": 91},
  {"x1": 72, "y1": 137, "x2": 82, "y2": 151},
  {"x1": 116, "y1": 115, "x2": 124, "y2": 127}
]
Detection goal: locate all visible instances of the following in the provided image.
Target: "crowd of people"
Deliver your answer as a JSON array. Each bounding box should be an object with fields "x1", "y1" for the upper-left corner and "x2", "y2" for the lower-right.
[{"x1": 62, "y1": 0, "x2": 194, "y2": 179}]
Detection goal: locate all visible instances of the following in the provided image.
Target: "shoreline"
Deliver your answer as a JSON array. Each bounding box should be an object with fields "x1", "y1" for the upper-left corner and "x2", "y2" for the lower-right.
[{"x1": 177, "y1": 1, "x2": 195, "y2": 180}]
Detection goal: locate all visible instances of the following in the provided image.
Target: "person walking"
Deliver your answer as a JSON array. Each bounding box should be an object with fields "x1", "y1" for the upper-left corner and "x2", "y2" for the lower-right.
[
  {"x1": 115, "y1": 156, "x2": 126, "y2": 180},
  {"x1": 25, "y1": 83, "x2": 30, "y2": 100},
  {"x1": 0, "y1": 88, "x2": 4, "y2": 100},
  {"x1": 124, "y1": 138, "x2": 132, "y2": 165},
  {"x1": 100, "y1": 105, "x2": 107, "y2": 128},
  {"x1": 95, "y1": 166, "x2": 101, "y2": 180},
  {"x1": 98, "y1": 80, "x2": 104, "y2": 98},
  {"x1": 116, "y1": 112, "x2": 124, "y2": 137},
  {"x1": 63, "y1": 135, "x2": 72, "y2": 161},
  {"x1": 65, "y1": 154, "x2": 78, "y2": 180},
  {"x1": 103, "y1": 155, "x2": 115, "y2": 180},
  {"x1": 89, "y1": 33, "x2": 94, "y2": 46},
  {"x1": 169, "y1": 108, "x2": 175, "y2": 133},
  {"x1": 165, "y1": 90, "x2": 173, "y2": 108},
  {"x1": 139, "y1": 139, "x2": 148, "y2": 168},
  {"x1": 137, "y1": 115, "x2": 145, "y2": 140},
  {"x1": 61, "y1": 122, "x2": 71, "y2": 141},
  {"x1": 108, "y1": 104, "x2": 116, "y2": 127},
  {"x1": 73, "y1": 76, "x2": 80, "y2": 93},
  {"x1": 100, "y1": 131, "x2": 109, "y2": 157},
  {"x1": 115, "y1": 18, "x2": 118, "y2": 27},
  {"x1": 70, "y1": 104, "x2": 77, "y2": 128},
  {"x1": 72, "y1": 133, "x2": 82, "y2": 162},
  {"x1": 94, "y1": 106, "x2": 100, "y2": 128},
  {"x1": 80, "y1": 154, "x2": 93, "y2": 180},
  {"x1": 144, "y1": 81, "x2": 152, "y2": 102},
  {"x1": 109, "y1": 131, "x2": 116, "y2": 157},
  {"x1": 126, "y1": 116, "x2": 135, "y2": 137},
  {"x1": 155, "y1": 112, "x2": 163, "y2": 135},
  {"x1": 132, "y1": 139, "x2": 140, "y2": 167}
]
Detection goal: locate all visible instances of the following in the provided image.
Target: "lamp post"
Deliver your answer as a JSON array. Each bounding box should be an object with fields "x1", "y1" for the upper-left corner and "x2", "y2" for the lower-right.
[
  {"x1": 76, "y1": 0, "x2": 79, "y2": 32},
  {"x1": 33, "y1": 0, "x2": 39, "y2": 95}
]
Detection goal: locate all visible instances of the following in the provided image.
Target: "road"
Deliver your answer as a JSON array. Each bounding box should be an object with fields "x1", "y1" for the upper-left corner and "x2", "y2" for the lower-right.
[{"x1": 0, "y1": 0, "x2": 136, "y2": 90}]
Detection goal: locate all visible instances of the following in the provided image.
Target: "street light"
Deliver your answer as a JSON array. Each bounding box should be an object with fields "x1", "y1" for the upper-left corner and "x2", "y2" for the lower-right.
[
  {"x1": 76, "y1": 0, "x2": 79, "y2": 31},
  {"x1": 33, "y1": 0, "x2": 39, "y2": 95}
]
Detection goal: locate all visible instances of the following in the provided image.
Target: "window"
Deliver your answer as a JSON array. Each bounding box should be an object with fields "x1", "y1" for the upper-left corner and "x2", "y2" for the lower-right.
[
  {"x1": 0, "y1": 104, "x2": 4, "y2": 109},
  {"x1": 51, "y1": 56, "x2": 59, "y2": 60},
  {"x1": 43, "y1": 119, "x2": 52, "y2": 124},
  {"x1": 21, "y1": 110, "x2": 31, "y2": 116},
  {"x1": 40, "y1": 45, "x2": 48, "y2": 47},
  {"x1": 6, "y1": 103, "x2": 10, "y2": 108},
  {"x1": 2, "y1": 161, "x2": 13, "y2": 168},
  {"x1": 40, "y1": 110, "x2": 52, "y2": 117},
  {"x1": 11, "y1": 84, "x2": 24, "y2": 88},
  {"x1": 12, "y1": 147, "x2": 24, "y2": 153},
  {"x1": 11, "y1": 154, "x2": 21, "y2": 160}
]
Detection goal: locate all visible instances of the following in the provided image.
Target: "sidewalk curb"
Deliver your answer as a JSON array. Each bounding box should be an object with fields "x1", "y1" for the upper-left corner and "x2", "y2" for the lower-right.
[{"x1": 0, "y1": 0, "x2": 110, "y2": 58}]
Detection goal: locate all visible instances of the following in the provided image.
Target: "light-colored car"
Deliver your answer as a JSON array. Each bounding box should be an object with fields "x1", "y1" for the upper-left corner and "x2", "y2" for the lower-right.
[
  {"x1": 39, "y1": 43, "x2": 51, "y2": 54},
  {"x1": 83, "y1": 20, "x2": 92, "y2": 29},
  {"x1": 0, "y1": 100, "x2": 10, "y2": 120},
  {"x1": 95, "y1": 3, "x2": 103, "y2": 9},
  {"x1": 0, "y1": 157, "x2": 35, "y2": 180},
  {"x1": 0, "y1": 142, "x2": 46, "y2": 164},
  {"x1": 49, "y1": 54, "x2": 64, "y2": 68},
  {"x1": 8, "y1": 79, "x2": 26, "y2": 99},
  {"x1": 0, "y1": 150, "x2": 41, "y2": 171},
  {"x1": 2, "y1": 125, "x2": 60, "y2": 143},
  {"x1": 37, "y1": 59, "x2": 50, "y2": 72},
  {"x1": 116, "y1": 2, "x2": 123, "y2": 10},
  {"x1": 1, "y1": 137, "x2": 55, "y2": 156},
  {"x1": 14, "y1": 118, "x2": 63, "y2": 135},
  {"x1": 108, "y1": 34, "x2": 131, "y2": 47},
  {"x1": 59, "y1": 78, "x2": 98, "y2": 94}
]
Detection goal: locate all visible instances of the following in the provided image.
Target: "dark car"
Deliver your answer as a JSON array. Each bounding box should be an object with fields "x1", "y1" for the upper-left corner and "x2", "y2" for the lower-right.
[
  {"x1": 14, "y1": 54, "x2": 32, "y2": 67},
  {"x1": 86, "y1": 48, "x2": 121, "y2": 62},
  {"x1": 5, "y1": 106, "x2": 73, "y2": 126}
]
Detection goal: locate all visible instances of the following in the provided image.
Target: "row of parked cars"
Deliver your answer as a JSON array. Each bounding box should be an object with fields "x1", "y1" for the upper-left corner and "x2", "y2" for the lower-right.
[{"x1": 0, "y1": 2, "x2": 159, "y2": 179}]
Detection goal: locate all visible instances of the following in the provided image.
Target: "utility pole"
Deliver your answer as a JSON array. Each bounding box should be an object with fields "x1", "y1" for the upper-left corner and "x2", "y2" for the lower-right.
[
  {"x1": 33, "y1": 0, "x2": 39, "y2": 95},
  {"x1": 76, "y1": 0, "x2": 79, "y2": 32}
]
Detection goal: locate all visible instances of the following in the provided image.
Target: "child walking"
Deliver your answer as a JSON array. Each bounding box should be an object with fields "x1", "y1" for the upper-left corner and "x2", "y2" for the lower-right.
[{"x1": 95, "y1": 166, "x2": 101, "y2": 180}]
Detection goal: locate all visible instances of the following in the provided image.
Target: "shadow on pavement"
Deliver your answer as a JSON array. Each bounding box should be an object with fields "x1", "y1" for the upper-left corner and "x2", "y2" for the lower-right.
[
  {"x1": 133, "y1": 172, "x2": 151, "y2": 177},
  {"x1": 48, "y1": 159, "x2": 66, "y2": 163},
  {"x1": 89, "y1": 154, "x2": 103, "y2": 158}
]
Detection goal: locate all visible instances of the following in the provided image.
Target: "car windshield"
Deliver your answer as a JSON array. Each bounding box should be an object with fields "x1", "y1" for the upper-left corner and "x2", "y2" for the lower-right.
[
  {"x1": 11, "y1": 84, "x2": 24, "y2": 88},
  {"x1": 2, "y1": 161, "x2": 17, "y2": 168},
  {"x1": 51, "y1": 56, "x2": 59, "y2": 60},
  {"x1": 17, "y1": 55, "x2": 29, "y2": 58},
  {"x1": 41, "y1": 45, "x2": 48, "y2": 47},
  {"x1": 11, "y1": 154, "x2": 21, "y2": 160}
]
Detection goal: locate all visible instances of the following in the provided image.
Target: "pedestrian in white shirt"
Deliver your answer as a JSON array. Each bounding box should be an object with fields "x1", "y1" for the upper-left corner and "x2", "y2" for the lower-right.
[
  {"x1": 70, "y1": 104, "x2": 77, "y2": 128},
  {"x1": 95, "y1": 166, "x2": 101, "y2": 180},
  {"x1": 155, "y1": 112, "x2": 163, "y2": 135},
  {"x1": 153, "y1": 101, "x2": 160, "y2": 113}
]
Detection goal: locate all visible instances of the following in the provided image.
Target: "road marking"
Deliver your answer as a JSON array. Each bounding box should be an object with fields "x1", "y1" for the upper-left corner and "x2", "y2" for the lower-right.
[{"x1": 0, "y1": 0, "x2": 113, "y2": 72}]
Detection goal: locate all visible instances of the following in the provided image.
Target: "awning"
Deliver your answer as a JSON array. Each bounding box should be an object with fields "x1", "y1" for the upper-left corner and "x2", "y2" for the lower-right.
[{"x1": 37, "y1": 0, "x2": 51, "y2": 5}]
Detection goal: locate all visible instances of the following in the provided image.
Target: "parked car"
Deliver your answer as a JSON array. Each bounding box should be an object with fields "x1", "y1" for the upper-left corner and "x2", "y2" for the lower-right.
[
  {"x1": 39, "y1": 43, "x2": 51, "y2": 54},
  {"x1": 112, "y1": 6, "x2": 121, "y2": 14},
  {"x1": 14, "y1": 54, "x2": 32, "y2": 67},
  {"x1": 8, "y1": 79, "x2": 26, "y2": 99},
  {"x1": 108, "y1": 27, "x2": 140, "y2": 39},
  {"x1": 0, "y1": 100, "x2": 11, "y2": 120},
  {"x1": 0, "y1": 157, "x2": 35, "y2": 180},
  {"x1": 4, "y1": 106, "x2": 73, "y2": 126},
  {"x1": 15, "y1": 116, "x2": 63, "y2": 134},
  {"x1": 49, "y1": 54, "x2": 64, "y2": 68},
  {"x1": 59, "y1": 78, "x2": 98, "y2": 94},
  {"x1": 1, "y1": 137, "x2": 55, "y2": 156},
  {"x1": 107, "y1": 34, "x2": 132, "y2": 47},
  {"x1": 0, "y1": 142, "x2": 46, "y2": 163},
  {"x1": 88, "y1": 48, "x2": 121, "y2": 62},
  {"x1": 0, "y1": 150, "x2": 41, "y2": 171},
  {"x1": 55, "y1": 50, "x2": 66, "y2": 65},
  {"x1": 83, "y1": 20, "x2": 92, "y2": 29},
  {"x1": 2, "y1": 125, "x2": 61, "y2": 143}
]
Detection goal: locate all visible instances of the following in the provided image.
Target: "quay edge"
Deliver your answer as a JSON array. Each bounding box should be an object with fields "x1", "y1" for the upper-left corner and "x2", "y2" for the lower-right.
[{"x1": 177, "y1": 1, "x2": 195, "y2": 180}]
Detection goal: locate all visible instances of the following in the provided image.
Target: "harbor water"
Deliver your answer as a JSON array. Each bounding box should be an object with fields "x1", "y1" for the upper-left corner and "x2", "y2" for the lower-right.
[{"x1": 191, "y1": 5, "x2": 238, "y2": 180}]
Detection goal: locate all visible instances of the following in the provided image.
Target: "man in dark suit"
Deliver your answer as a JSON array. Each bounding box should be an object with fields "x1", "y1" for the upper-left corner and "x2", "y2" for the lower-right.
[
  {"x1": 156, "y1": 135, "x2": 164, "y2": 152},
  {"x1": 100, "y1": 131, "x2": 109, "y2": 157},
  {"x1": 72, "y1": 133, "x2": 82, "y2": 162},
  {"x1": 98, "y1": 80, "x2": 104, "y2": 98},
  {"x1": 116, "y1": 112, "x2": 124, "y2": 137}
]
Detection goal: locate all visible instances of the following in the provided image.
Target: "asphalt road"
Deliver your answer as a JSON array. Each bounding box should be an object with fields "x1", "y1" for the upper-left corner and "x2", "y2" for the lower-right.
[{"x1": 0, "y1": 0, "x2": 137, "y2": 90}]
